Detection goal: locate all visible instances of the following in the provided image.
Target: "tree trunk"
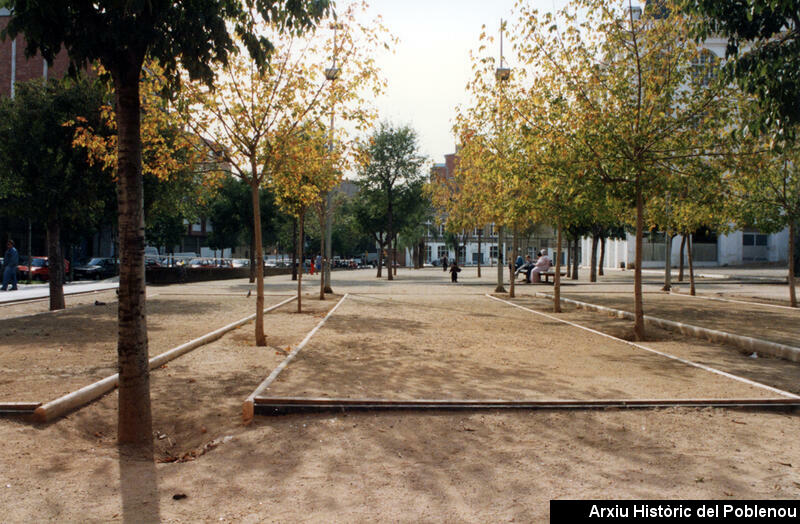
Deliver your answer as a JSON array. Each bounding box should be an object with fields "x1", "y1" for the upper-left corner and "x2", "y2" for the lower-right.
[
  {"x1": 688, "y1": 233, "x2": 696, "y2": 296},
  {"x1": 633, "y1": 180, "x2": 645, "y2": 341},
  {"x1": 477, "y1": 228, "x2": 482, "y2": 278},
  {"x1": 554, "y1": 225, "x2": 562, "y2": 313},
  {"x1": 324, "y1": 191, "x2": 333, "y2": 294},
  {"x1": 565, "y1": 242, "x2": 571, "y2": 277},
  {"x1": 376, "y1": 234, "x2": 383, "y2": 278},
  {"x1": 297, "y1": 213, "x2": 304, "y2": 313},
  {"x1": 47, "y1": 219, "x2": 65, "y2": 311},
  {"x1": 678, "y1": 235, "x2": 686, "y2": 282},
  {"x1": 68, "y1": 243, "x2": 75, "y2": 283},
  {"x1": 790, "y1": 221, "x2": 798, "y2": 307},
  {"x1": 509, "y1": 226, "x2": 517, "y2": 298},
  {"x1": 394, "y1": 234, "x2": 398, "y2": 276},
  {"x1": 418, "y1": 239, "x2": 425, "y2": 268},
  {"x1": 387, "y1": 187, "x2": 394, "y2": 281},
  {"x1": 319, "y1": 210, "x2": 326, "y2": 301},
  {"x1": 291, "y1": 218, "x2": 298, "y2": 281},
  {"x1": 590, "y1": 234, "x2": 598, "y2": 282},
  {"x1": 113, "y1": 65, "x2": 152, "y2": 449},
  {"x1": 249, "y1": 229, "x2": 256, "y2": 283},
  {"x1": 495, "y1": 225, "x2": 505, "y2": 293},
  {"x1": 250, "y1": 178, "x2": 266, "y2": 346},
  {"x1": 571, "y1": 237, "x2": 579, "y2": 280},
  {"x1": 599, "y1": 236, "x2": 606, "y2": 276},
  {"x1": 662, "y1": 233, "x2": 672, "y2": 292}
]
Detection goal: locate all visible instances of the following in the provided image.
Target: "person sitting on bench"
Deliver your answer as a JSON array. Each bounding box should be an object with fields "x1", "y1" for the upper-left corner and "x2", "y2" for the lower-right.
[
  {"x1": 530, "y1": 250, "x2": 553, "y2": 282},
  {"x1": 515, "y1": 254, "x2": 535, "y2": 283}
]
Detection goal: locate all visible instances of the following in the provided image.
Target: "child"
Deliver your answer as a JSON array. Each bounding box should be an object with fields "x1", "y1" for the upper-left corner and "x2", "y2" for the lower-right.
[{"x1": 449, "y1": 261, "x2": 461, "y2": 283}]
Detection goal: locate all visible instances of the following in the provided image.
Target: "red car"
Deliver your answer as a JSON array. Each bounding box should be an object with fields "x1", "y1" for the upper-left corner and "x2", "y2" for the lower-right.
[{"x1": 17, "y1": 256, "x2": 70, "y2": 281}]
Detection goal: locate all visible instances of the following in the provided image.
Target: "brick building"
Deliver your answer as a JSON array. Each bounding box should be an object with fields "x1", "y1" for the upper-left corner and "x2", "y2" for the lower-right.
[{"x1": 0, "y1": 9, "x2": 71, "y2": 97}]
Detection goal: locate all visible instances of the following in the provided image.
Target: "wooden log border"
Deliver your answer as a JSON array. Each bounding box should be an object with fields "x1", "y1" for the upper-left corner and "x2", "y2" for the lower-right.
[
  {"x1": 0, "y1": 402, "x2": 41, "y2": 415},
  {"x1": 29, "y1": 295, "x2": 297, "y2": 423},
  {"x1": 529, "y1": 292, "x2": 800, "y2": 363},
  {"x1": 243, "y1": 294, "x2": 349, "y2": 424},
  {"x1": 253, "y1": 396, "x2": 800, "y2": 415}
]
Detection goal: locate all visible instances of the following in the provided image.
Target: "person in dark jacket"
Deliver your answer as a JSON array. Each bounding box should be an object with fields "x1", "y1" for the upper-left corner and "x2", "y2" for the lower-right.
[
  {"x1": 1, "y1": 240, "x2": 19, "y2": 291},
  {"x1": 449, "y1": 260, "x2": 461, "y2": 282}
]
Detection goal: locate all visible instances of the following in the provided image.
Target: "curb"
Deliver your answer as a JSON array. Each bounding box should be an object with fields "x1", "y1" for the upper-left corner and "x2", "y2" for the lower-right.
[{"x1": 532, "y1": 292, "x2": 800, "y2": 363}]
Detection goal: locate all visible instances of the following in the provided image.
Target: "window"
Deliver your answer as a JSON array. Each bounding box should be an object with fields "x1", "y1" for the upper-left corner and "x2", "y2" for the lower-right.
[
  {"x1": 489, "y1": 245, "x2": 498, "y2": 258},
  {"x1": 691, "y1": 49, "x2": 720, "y2": 88},
  {"x1": 425, "y1": 245, "x2": 432, "y2": 261},
  {"x1": 756, "y1": 234, "x2": 768, "y2": 247},
  {"x1": 457, "y1": 246, "x2": 466, "y2": 262},
  {"x1": 743, "y1": 234, "x2": 754, "y2": 247},
  {"x1": 437, "y1": 245, "x2": 448, "y2": 259}
]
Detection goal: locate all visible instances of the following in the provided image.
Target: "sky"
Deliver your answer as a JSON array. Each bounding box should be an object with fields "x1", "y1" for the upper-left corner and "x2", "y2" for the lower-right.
[{"x1": 363, "y1": 0, "x2": 568, "y2": 164}]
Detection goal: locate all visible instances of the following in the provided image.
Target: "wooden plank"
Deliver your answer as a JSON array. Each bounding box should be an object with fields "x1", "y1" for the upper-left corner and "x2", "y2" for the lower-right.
[
  {"x1": 243, "y1": 294, "x2": 349, "y2": 424},
  {"x1": 0, "y1": 402, "x2": 41, "y2": 414},
  {"x1": 253, "y1": 397, "x2": 800, "y2": 415}
]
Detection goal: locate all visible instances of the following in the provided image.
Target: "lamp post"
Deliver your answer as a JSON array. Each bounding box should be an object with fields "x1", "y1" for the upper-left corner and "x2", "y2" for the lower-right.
[
  {"x1": 494, "y1": 19, "x2": 510, "y2": 294},
  {"x1": 323, "y1": 24, "x2": 340, "y2": 294}
]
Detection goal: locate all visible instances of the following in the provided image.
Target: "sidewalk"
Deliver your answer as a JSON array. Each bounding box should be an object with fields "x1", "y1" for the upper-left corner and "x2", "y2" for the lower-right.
[
  {"x1": 639, "y1": 266, "x2": 789, "y2": 281},
  {"x1": 0, "y1": 278, "x2": 118, "y2": 304}
]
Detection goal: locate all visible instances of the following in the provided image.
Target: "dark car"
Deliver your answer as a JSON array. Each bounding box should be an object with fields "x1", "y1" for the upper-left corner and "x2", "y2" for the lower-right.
[
  {"x1": 17, "y1": 256, "x2": 70, "y2": 281},
  {"x1": 74, "y1": 257, "x2": 118, "y2": 280}
]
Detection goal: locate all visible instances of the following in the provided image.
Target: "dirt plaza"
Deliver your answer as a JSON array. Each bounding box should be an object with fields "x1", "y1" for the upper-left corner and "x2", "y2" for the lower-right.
[{"x1": 0, "y1": 267, "x2": 799, "y2": 522}]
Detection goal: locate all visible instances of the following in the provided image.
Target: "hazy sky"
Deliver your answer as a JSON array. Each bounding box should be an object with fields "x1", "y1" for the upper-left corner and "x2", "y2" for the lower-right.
[{"x1": 364, "y1": 0, "x2": 569, "y2": 164}]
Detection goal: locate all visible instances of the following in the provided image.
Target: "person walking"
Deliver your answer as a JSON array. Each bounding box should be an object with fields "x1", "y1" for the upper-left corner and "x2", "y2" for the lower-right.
[
  {"x1": 449, "y1": 260, "x2": 461, "y2": 283},
  {"x1": 441, "y1": 254, "x2": 448, "y2": 271},
  {"x1": 1, "y1": 240, "x2": 19, "y2": 291}
]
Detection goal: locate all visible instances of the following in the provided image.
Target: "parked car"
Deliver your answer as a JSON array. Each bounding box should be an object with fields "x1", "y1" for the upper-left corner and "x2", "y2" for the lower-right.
[
  {"x1": 74, "y1": 257, "x2": 119, "y2": 280},
  {"x1": 17, "y1": 256, "x2": 70, "y2": 281},
  {"x1": 187, "y1": 258, "x2": 214, "y2": 268}
]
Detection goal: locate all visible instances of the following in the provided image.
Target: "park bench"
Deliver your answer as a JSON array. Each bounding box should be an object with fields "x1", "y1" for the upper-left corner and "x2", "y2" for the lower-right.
[{"x1": 530, "y1": 269, "x2": 566, "y2": 284}]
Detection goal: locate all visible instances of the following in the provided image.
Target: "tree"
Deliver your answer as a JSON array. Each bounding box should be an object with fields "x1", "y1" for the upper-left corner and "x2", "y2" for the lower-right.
[
  {"x1": 683, "y1": 0, "x2": 800, "y2": 303},
  {"x1": 0, "y1": 76, "x2": 110, "y2": 311},
  {"x1": 181, "y1": 4, "x2": 390, "y2": 338},
  {"x1": 350, "y1": 184, "x2": 390, "y2": 277},
  {"x1": 272, "y1": 125, "x2": 340, "y2": 312},
  {"x1": 2, "y1": 0, "x2": 331, "y2": 448},
  {"x1": 726, "y1": 121, "x2": 800, "y2": 306},
  {"x1": 514, "y1": 0, "x2": 730, "y2": 338},
  {"x1": 356, "y1": 122, "x2": 426, "y2": 281},
  {"x1": 207, "y1": 176, "x2": 278, "y2": 281}
]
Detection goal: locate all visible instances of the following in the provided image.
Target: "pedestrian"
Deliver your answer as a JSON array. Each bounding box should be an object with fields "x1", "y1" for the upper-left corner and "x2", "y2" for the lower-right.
[
  {"x1": 442, "y1": 254, "x2": 448, "y2": 271},
  {"x1": 316, "y1": 254, "x2": 323, "y2": 275},
  {"x1": 1, "y1": 240, "x2": 19, "y2": 291},
  {"x1": 449, "y1": 260, "x2": 461, "y2": 283},
  {"x1": 309, "y1": 256, "x2": 315, "y2": 276}
]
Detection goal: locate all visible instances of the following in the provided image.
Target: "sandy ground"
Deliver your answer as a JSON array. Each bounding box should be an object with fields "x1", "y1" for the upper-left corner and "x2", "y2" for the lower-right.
[
  {"x1": 0, "y1": 284, "x2": 296, "y2": 401},
  {"x1": 1, "y1": 268, "x2": 799, "y2": 522}
]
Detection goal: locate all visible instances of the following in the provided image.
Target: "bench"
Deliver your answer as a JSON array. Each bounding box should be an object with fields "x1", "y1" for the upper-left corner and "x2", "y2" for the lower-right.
[{"x1": 530, "y1": 269, "x2": 565, "y2": 284}]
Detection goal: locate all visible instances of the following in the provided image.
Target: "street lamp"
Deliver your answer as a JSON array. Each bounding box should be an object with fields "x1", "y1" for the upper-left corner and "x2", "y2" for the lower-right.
[
  {"x1": 323, "y1": 23, "x2": 340, "y2": 294},
  {"x1": 495, "y1": 19, "x2": 511, "y2": 83},
  {"x1": 494, "y1": 19, "x2": 510, "y2": 293}
]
